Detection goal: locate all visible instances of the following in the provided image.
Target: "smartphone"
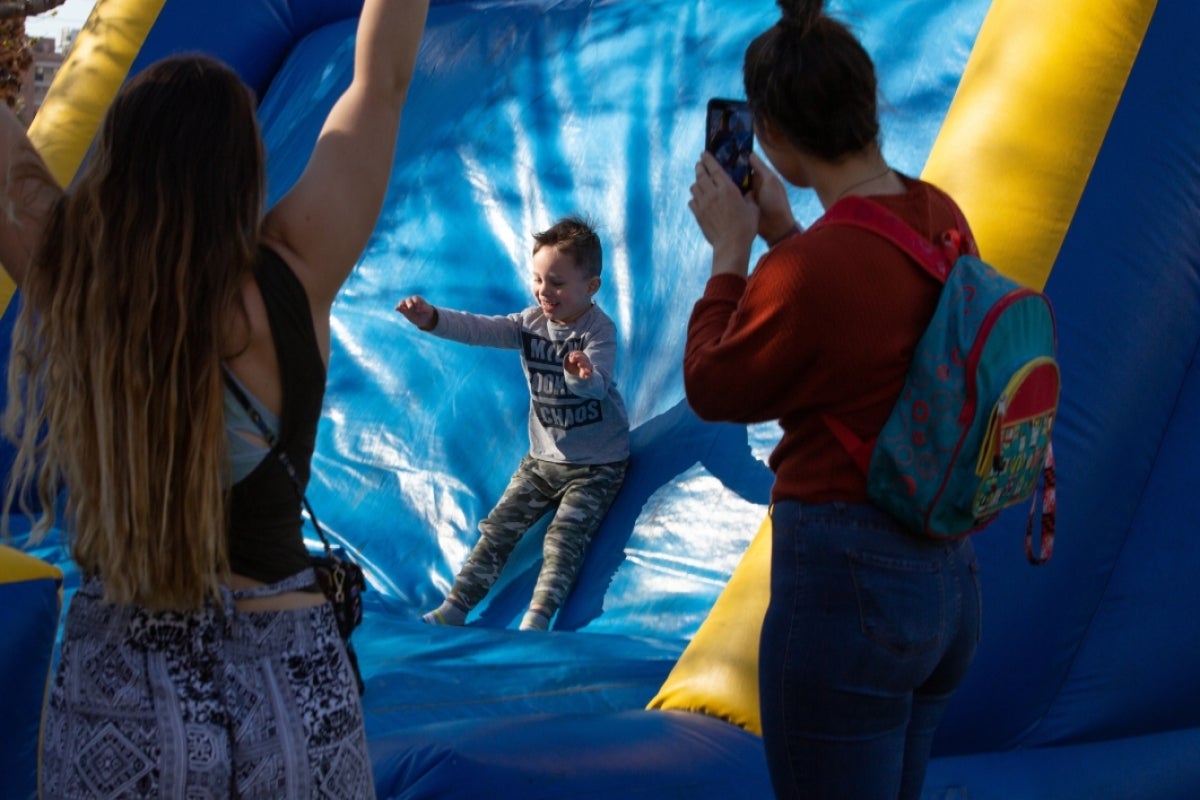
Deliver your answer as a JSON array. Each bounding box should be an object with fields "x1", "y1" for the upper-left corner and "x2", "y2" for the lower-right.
[{"x1": 705, "y1": 98, "x2": 754, "y2": 193}]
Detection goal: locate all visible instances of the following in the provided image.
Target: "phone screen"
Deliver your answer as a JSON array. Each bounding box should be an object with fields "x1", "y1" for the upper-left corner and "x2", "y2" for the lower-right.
[{"x1": 705, "y1": 98, "x2": 754, "y2": 193}]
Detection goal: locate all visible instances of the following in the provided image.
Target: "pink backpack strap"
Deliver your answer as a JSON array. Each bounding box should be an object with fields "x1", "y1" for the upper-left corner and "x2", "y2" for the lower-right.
[
  {"x1": 1026, "y1": 444, "x2": 1056, "y2": 565},
  {"x1": 813, "y1": 186, "x2": 980, "y2": 478},
  {"x1": 814, "y1": 189, "x2": 980, "y2": 283},
  {"x1": 822, "y1": 413, "x2": 874, "y2": 476}
]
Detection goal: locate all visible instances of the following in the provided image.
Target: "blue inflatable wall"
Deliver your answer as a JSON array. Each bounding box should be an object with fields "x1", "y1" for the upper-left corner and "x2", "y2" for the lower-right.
[{"x1": 6, "y1": 0, "x2": 1200, "y2": 797}]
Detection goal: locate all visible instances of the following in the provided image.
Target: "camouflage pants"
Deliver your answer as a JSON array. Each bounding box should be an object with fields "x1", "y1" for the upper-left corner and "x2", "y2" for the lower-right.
[{"x1": 450, "y1": 455, "x2": 628, "y2": 617}]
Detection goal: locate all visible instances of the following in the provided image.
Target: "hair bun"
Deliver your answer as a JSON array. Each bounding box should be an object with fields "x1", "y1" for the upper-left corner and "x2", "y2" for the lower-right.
[{"x1": 777, "y1": 0, "x2": 823, "y2": 36}]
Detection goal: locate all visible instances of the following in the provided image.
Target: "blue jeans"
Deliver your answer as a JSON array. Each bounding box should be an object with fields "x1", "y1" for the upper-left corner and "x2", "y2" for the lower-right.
[{"x1": 759, "y1": 501, "x2": 982, "y2": 800}]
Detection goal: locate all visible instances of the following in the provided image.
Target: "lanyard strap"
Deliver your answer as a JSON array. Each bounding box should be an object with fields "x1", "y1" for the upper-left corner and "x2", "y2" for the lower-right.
[{"x1": 221, "y1": 366, "x2": 333, "y2": 557}]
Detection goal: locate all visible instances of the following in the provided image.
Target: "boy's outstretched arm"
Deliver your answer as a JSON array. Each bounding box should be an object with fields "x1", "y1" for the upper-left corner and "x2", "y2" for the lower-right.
[
  {"x1": 396, "y1": 294, "x2": 438, "y2": 330},
  {"x1": 265, "y1": 0, "x2": 432, "y2": 311}
]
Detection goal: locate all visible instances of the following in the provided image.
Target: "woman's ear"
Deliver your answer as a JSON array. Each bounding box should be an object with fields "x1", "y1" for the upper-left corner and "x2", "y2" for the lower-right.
[{"x1": 756, "y1": 114, "x2": 781, "y2": 147}]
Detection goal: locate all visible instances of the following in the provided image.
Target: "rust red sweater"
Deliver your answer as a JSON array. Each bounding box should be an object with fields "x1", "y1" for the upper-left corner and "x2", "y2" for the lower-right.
[{"x1": 684, "y1": 178, "x2": 964, "y2": 505}]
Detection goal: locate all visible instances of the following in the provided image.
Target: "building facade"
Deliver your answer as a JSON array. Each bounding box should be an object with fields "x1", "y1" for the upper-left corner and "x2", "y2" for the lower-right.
[{"x1": 19, "y1": 34, "x2": 67, "y2": 125}]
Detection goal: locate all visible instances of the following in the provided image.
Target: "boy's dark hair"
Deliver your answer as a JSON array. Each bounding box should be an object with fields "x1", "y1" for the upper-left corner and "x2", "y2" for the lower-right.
[{"x1": 532, "y1": 216, "x2": 603, "y2": 278}]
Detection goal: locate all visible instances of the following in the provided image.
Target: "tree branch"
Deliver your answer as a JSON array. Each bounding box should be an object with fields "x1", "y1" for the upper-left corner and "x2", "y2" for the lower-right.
[{"x1": 0, "y1": 0, "x2": 70, "y2": 22}]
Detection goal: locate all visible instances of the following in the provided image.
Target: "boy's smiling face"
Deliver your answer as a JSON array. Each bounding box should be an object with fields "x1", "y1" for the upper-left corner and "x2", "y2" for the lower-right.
[{"x1": 531, "y1": 246, "x2": 599, "y2": 324}]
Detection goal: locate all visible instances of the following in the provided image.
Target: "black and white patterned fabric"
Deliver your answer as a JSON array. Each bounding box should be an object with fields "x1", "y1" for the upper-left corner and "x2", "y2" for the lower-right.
[{"x1": 40, "y1": 573, "x2": 374, "y2": 798}]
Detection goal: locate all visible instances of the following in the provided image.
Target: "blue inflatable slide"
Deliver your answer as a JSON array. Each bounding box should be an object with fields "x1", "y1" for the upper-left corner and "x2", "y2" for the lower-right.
[{"x1": 3, "y1": 0, "x2": 1199, "y2": 797}]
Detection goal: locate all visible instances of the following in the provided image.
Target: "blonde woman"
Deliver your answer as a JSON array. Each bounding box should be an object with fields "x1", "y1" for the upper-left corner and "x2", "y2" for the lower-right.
[{"x1": 0, "y1": 0, "x2": 430, "y2": 796}]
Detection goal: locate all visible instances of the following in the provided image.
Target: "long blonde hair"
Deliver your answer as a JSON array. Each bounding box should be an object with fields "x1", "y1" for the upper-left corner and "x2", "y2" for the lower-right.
[{"x1": 4, "y1": 56, "x2": 265, "y2": 610}]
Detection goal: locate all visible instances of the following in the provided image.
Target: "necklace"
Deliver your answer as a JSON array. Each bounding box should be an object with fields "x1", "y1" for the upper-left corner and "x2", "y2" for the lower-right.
[{"x1": 833, "y1": 166, "x2": 893, "y2": 202}]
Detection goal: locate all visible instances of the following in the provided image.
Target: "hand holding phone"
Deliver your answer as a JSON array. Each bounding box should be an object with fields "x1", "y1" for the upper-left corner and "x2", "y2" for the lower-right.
[{"x1": 705, "y1": 98, "x2": 754, "y2": 193}]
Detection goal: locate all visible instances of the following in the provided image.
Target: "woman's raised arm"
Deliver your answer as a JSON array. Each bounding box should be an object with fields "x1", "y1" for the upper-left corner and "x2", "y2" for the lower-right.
[
  {"x1": 262, "y1": 0, "x2": 431, "y2": 311},
  {"x1": 0, "y1": 107, "x2": 61, "y2": 288}
]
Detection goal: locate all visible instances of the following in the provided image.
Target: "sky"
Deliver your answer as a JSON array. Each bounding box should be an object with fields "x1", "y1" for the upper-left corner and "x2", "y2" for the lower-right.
[{"x1": 25, "y1": 0, "x2": 98, "y2": 42}]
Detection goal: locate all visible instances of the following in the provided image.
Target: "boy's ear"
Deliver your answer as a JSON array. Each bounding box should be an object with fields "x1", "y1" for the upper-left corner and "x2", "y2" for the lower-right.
[{"x1": 589, "y1": 276, "x2": 601, "y2": 294}]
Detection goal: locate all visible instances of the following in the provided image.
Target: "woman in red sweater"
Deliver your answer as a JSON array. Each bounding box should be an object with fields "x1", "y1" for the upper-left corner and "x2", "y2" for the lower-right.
[{"x1": 683, "y1": 1, "x2": 982, "y2": 797}]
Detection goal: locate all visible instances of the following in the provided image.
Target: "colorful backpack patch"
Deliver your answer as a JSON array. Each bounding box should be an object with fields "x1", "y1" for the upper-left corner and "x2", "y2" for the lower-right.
[{"x1": 820, "y1": 194, "x2": 1059, "y2": 564}]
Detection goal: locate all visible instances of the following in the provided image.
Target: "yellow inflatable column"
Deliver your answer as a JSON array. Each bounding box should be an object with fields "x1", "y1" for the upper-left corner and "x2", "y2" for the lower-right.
[
  {"x1": 648, "y1": 516, "x2": 771, "y2": 734},
  {"x1": 925, "y1": 0, "x2": 1156, "y2": 290},
  {"x1": 649, "y1": 0, "x2": 1156, "y2": 735},
  {"x1": 1, "y1": 0, "x2": 166, "y2": 308}
]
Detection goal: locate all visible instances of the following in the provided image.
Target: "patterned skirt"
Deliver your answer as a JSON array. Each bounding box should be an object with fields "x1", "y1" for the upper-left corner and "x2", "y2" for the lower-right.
[{"x1": 40, "y1": 572, "x2": 375, "y2": 799}]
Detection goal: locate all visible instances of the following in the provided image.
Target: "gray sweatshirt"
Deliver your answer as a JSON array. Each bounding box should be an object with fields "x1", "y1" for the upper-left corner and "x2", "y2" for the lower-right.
[{"x1": 430, "y1": 303, "x2": 630, "y2": 465}]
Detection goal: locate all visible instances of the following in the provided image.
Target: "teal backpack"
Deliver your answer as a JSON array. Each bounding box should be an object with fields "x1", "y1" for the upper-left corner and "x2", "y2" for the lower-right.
[{"x1": 819, "y1": 194, "x2": 1059, "y2": 564}]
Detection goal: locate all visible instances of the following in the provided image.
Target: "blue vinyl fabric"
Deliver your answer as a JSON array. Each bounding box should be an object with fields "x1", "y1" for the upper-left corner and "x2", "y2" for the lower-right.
[
  {"x1": 7, "y1": 0, "x2": 1200, "y2": 798},
  {"x1": 0, "y1": 540, "x2": 61, "y2": 800}
]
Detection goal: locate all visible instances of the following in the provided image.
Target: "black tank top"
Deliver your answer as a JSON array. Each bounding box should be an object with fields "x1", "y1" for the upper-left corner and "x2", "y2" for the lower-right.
[{"x1": 227, "y1": 246, "x2": 326, "y2": 583}]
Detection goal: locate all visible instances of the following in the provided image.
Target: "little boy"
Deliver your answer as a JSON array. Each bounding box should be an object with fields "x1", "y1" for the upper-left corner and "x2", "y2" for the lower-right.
[{"x1": 396, "y1": 216, "x2": 630, "y2": 631}]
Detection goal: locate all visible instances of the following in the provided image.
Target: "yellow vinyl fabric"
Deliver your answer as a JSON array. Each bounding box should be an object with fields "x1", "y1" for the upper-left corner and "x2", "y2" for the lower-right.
[
  {"x1": 925, "y1": 0, "x2": 1156, "y2": 290},
  {"x1": 0, "y1": 542, "x2": 61, "y2": 583},
  {"x1": 647, "y1": 516, "x2": 772, "y2": 733},
  {"x1": 0, "y1": 0, "x2": 166, "y2": 308}
]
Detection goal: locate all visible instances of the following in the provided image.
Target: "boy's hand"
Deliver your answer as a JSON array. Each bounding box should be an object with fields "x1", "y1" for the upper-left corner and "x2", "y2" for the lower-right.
[
  {"x1": 565, "y1": 350, "x2": 593, "y2": 379},
  {"x1": 395, "y1": 295, "x2": 436, "y2": 330}
]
